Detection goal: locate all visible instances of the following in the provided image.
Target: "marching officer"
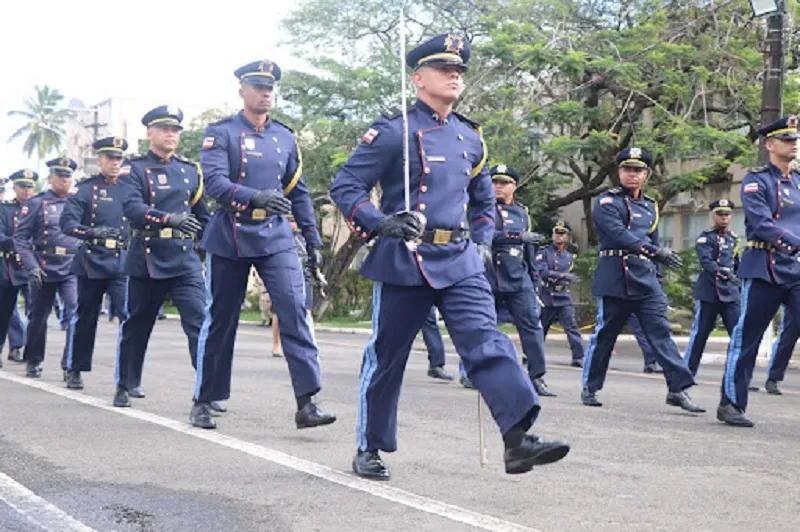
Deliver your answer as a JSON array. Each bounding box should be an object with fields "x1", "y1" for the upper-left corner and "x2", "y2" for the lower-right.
[
  {"x1": 488, "y1": 164, "x2": 555, "y2": 397},
  {"x1": 60, "y1": 142, "x2": 131, "y2": 390},
  {"x1": 582, "y1": 148, "x2": 704, "y2": 412},
  {"x1": 764, "y1": 305, "x2": 796, "y2": 395},
  {"x1": 0, "y1": 171, "x2": 36, "y2": 367},
  {"x1": 115, "y1": 108, "x2": 209, "y2": 408},
  {"x1": 14, "y1": 160, "x2": 80, "y2": 378},
  {"x1": 331, "y1": 33, "x2": 570, "y2": 480},
  {"x1": 192, "y1": 60, "x2": 335, "y2": 431},
  {"x1": 718, "y1": 116, "x2": 800, "y2": 427},
  {"x1": 537, "y1": 221, "x2": 585, "y2": 367},
  {"x1": 683, "y1": 199, "x2": 740, "y2": 376}
]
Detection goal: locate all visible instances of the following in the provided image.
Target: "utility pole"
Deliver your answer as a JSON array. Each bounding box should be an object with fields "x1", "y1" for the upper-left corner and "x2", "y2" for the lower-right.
[{"x1": 758, "y1": 3, "x2": 785, "y2": 164}]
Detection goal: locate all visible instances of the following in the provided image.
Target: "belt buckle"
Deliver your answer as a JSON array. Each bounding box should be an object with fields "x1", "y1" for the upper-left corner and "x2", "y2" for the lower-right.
[
  {"x1": 160, "y1": 228, "x2": 173, "y2": 239},
  {"x1": 432, "y1": 229, "x2": 451, "y2": 245},
  {"x1": 251, "y1": 209, "x2": 267, "y2": 221},
  {"x1": 55, "y1": 246, "x2": 66, "y2": 256},
  {"x1": 105, "y1": 239, "x2": 117, "y2": 249}
]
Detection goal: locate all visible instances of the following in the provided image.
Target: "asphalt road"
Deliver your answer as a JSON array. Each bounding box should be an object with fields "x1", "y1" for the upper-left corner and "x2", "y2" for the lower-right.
[{"x1": 0, "y1": 317, "x2": 798, "y2": 532}]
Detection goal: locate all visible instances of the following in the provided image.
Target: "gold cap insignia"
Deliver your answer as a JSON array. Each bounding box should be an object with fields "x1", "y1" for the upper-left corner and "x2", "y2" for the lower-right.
[
  {"x1": 630, "y1": 147, "x2": 642, "y2": 158},
  {"x1": 444, "y1": 34, "x2": 464, "y2": 54},
  {"x1": 113, "y1": 137, "x2": 124, "y2": 148},
  {"x1": 23, "y1": 169, "x2": 33, "y2": 178}
]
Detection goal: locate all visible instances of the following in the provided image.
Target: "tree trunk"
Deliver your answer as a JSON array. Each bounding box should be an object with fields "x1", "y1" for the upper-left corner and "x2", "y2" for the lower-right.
[
  {"x1": 583, "y1": 194, "x2": 596, "y2": 246},
  {"x1": 313, "y1": 232, "x2": 365, "y2": 320}
]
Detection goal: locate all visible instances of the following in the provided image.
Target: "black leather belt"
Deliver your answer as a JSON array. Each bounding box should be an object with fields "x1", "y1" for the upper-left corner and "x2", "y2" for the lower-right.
[
  {"x1": 419, "y1": 228, "x2": 466, "y2": 244},
  {"x1": 87, "y1": 238, "x2": 128, "y2": 250},
  {"x1": 218, "y1": 204, "x2": 272, "y2": 221},
  {"x1": 34, "y1": 246, "x2": 76, "y2": 256},
  {"x1": 599, "y1": 249, "x2": 651, "y2": 261},
  {"x1": 132, "y1": 229, "x2": 192, "y2": 239},
  {"x1": 746, "y1": 240, "x2": 777, "y2": 251}
]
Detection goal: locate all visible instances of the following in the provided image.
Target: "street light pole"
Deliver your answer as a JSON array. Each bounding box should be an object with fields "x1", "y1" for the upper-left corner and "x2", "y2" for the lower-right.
[{"x1": 758, "y1": 3, "x2": 786, "y2": 164}]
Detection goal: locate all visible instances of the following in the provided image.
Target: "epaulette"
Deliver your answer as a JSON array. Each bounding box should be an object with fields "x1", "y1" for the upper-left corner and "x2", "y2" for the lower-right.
[
  {"x1": 380, "y1": 106, "x2": 402, "y2": 120},
  {"x1": 173, "y1": 154, "x2": 196, "y2": 165},
  {"x1": 271, "y1": 118, "x2": 295, "y2": 134},
  {"x1": 749, "y1": 165, "x2": 768, "y2": 173},
  {"x1": 642, "y1": 193, "x2": 656, "y2": 203},
  {"x1": 209, "y1": 115, "x2": 234, "y2": 126},
  {"x1": 452, "y1": 111, "x2": 480, "y2": 130},
  {"x1": 730, "y1": 230, "x2": 739, "y2": 239},
  {"x1": 607, "y1": 187, "x2": 623, "y2": 195}
]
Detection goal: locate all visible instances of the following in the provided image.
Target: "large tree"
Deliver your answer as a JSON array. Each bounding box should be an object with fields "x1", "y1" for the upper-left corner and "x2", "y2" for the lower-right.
[
  {"x1": 7, "y1": 85, "x2": 72, "y2": 168},
  {"x1": 280, "y1": 0, "x2": 800, "y2": 315}
]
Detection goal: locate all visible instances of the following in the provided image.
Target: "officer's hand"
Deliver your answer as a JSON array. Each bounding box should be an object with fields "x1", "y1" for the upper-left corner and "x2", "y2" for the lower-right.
[
  {"x1": 564, "y1": 273, "x2": 580, "y2": 283},
  {"x1": 91, "y1": 226, "x2": 121, "y2": 240},
  {"x1": 0, "y1": 239, "x2": 13, "y2": 251},
  {"x1": 166, "y1": 212, "x2": 203, "y2": 235},
  {"x1": 28, "y1": 268, "x2": 45, "y2": 290},
  {"x1": 717, "y1": 267, "x2": 732, "y2": 280},
  {"x1": 477, "y1": 243, "x2": 493, "y2": 270},
  {"x1": 654, "y1": 247, "x2": 683, "y2": 269},
  {"x1": 250, "y1": 190, "x2": 292, "y2": 215},
  {"x1": 308, "y1": 246, "x2": 324, "y2": 270},
  {"x1": 375, "y1": 212, "x2": 424, "y2": 240},
  {"x1": 520, "y1": 231, "x2": 545, "y2": 245}
]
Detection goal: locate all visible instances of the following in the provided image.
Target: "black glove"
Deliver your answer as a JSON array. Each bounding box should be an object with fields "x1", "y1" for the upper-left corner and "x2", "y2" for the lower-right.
[
  {"x1": 250, "y1": 190, "x2": 292, "y2": 215},
  {"x1": 477, "y1": 243, "x2": 493, "y2": 270},
  {"x1": 308, "y1": 246, "x2": 323, "y2": 270},
  {"x1": 653, "y1": 247, "x2": 683, "y2": 269},
  {"x1": 520, "y1": 231, "x2": 545, "y2": 245},
  {"x1": 165, "y1": 212, "x2": 203, "y2": 235},
  {"x1": 90, "y1": 226, "x2": 121, "y2": 240},
  {"x1": 28, "y1": 268, "x2": 45, "y2": 290},
  {"x1": 375, "y1": 212, "x2": 424, "y2": 240}
]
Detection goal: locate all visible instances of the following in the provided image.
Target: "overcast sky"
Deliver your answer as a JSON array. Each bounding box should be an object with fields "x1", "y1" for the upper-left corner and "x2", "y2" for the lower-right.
[{"x1": 0, "y1": 0, "x2": 305, "y2": 178}]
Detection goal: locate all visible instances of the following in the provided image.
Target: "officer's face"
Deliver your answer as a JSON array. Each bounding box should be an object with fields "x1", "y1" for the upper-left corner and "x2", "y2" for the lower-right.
[
  {"x1": 98, "y1": 154, "x2": 123, "y2": 179},
  {"x1": 713, "y1": 212, "x2": 731, "y2": 230},
  {"x1": 492, "y1": 179, "x2": 515, "y2": 204},
  {"x1": 240, "y1": 82, "x2": 274, "y2": 114},
  {"x1": 13, "y1": 184, "x2": 34, "y2": 202},
  {"x1": 553, "y1": 231, "x2": 569, "y2": 245},
  {"x1": 413, "y1": 65, "x2": 464, "y2": 103},
  {"x1": 766, "y1": 137, "x2": 799, "y2": 162},
  {"x1": 48, "y1": 173, "x2": 73, "y2": 195},
  {"x1": 618, "y1": 165, "x2": 649, "y2": 191},
  {"x1": 147, "y1": 125, "x2": 182, "y2": 154}
]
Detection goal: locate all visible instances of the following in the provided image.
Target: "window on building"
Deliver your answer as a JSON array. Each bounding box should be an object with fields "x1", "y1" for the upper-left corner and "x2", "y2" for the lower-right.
[
  {"x1": 658, "y1": 213, "x2": 675, "y2": 249},
  {"x1": 682, "y1": 212, "x2": 711, "y2": 249}
]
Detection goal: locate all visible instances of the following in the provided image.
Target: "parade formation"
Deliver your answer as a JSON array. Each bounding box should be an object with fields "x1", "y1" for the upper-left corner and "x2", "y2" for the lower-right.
[{"x1": 1, "y1": 32, "x2": 799, "y2": 483}]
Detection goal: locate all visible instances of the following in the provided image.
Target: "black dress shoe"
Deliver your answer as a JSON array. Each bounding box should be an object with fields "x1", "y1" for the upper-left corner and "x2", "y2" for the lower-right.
[
  {"x1": 129, "y1": 386, "x2": 146, "y2": 398},
  {"x1": 747, "y1": 385, "x2": 759, "y2": 392},
  {"x1": 643, "y1": 361, "x2": 664, "y2": 374},
  {"x1": 210, "y1": 400, "x2": 227, "y2": 414},
  {"x1": 25, "y1": 363, "x2": 41, "y2": 378},
  {"x1": 272, "y1": 352, "x2": 283, "y2": 358},
  {"x1": 460, "y1": 375, "x2": 476, "y2": 389},
  {"x1": 190, "y1": 403, "x2": 217, "y2": 429},
  {"x1": 8, "y1": 348, "x2": 23, "y2": 362},
  {"x1": 504, "y1": 434, "x2": 570, "y2": 474},
  {"x1": 716, "y1": 402, "x2": 754, "y2": 427},
  {"x1": 765, "y1": 379, "x2": 782, "y2": 395},
  {"x1": 532, "y1": 377, "x2": 557, "y2": 397},
  {"x1": 666, "y1": 390, "x2": 706, "y2": 413},
  {"x1": 352, "y1": 450, "x2": 390, "y2": 480},
  {"x1": 113, "y1": 387, "x2": 131, "y2": 408},
  {"x1": 581, "y1": 389, "x2": 602, "y2": 406},
  {"x1": 427, "y1": 365, "x2": 454, "y2": 381},
  {"x1": 66, "y1": 370, "x2": 84, "y2": 390},
  {"x1": 296, "y1": 401, "x2": 337, "y2": 429},
  {"x1": 571, "y1": 358, "x2": 584, "y2": 368}
]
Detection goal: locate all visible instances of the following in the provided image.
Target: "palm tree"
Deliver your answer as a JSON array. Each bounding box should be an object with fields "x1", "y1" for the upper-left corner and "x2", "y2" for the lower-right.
[{"x1": 7, "y1": 85, "x2": 72, "y2": 168}]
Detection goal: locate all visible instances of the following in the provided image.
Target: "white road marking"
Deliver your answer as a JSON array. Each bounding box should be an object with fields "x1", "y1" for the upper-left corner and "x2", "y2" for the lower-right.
[
  {"x1": 0, "y1": 372, "x2": 539, "y2": 532},
  {"x1": 0, "y1": 471, "x2": 97, "y2": 532}
]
